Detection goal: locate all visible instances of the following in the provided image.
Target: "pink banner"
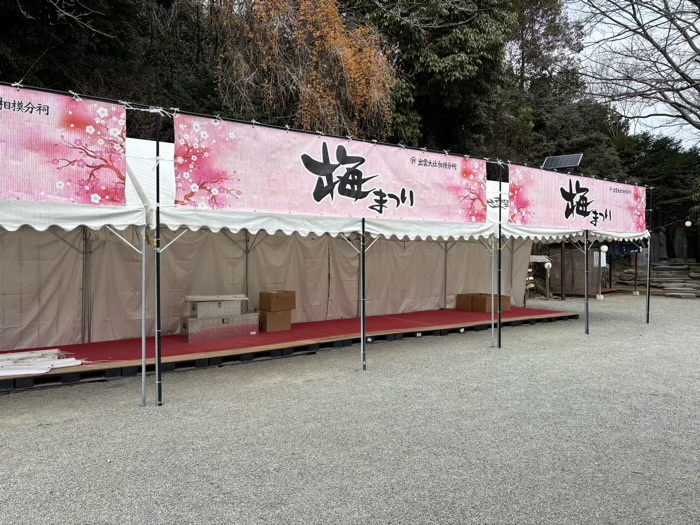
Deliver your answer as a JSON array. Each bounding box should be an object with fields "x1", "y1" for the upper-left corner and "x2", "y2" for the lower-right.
[
  {"x1": 172, "y1": 115, "x2": 487, "y2": 223},
  {"x1": 508, "y1": 166, "x2": 646, "y2": 233},
  {"x1": 0, "y1": 86, "x2": 127, "y2": 206}
]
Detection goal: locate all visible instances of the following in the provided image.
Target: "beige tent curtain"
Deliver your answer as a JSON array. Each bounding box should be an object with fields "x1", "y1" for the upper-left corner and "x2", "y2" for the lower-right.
[
  {"x1": 1, "y1": 228, "x2": 531, "y2": 351},
  {"x1": 0, "y1": 227, "x2": 83, "y2": 351}
]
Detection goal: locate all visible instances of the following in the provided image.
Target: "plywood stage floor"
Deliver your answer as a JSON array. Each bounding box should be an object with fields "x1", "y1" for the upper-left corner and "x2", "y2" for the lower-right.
[{"x1": 0, "y1": 306, "x2": 578, "y2": 390}]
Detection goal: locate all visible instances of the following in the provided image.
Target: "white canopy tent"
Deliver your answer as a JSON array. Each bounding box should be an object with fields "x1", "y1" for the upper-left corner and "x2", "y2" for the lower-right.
[
  {"x1": 123, "y1": 137, "x2": 529, "y2": 328},
  {"x1": 1, "y1": 135, "x2": 650, "y2": 356}
]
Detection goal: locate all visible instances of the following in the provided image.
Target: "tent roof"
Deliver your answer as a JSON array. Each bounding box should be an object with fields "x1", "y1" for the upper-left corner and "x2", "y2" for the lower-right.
[{"x1": 0, "y1": 200, "x2": 146, "y2": 232}]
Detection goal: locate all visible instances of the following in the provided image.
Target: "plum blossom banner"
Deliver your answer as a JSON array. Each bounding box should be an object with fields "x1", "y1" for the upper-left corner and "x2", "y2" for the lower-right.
[
  {"x1": 172, "y1": 114, "x2": 488, "y2": 223},
  {"x1": 0, "y1": 85, "x2": 127, "y2": 206},
  {"x1": 508, "y1": 165, "x2": 646, "y2": 233}
]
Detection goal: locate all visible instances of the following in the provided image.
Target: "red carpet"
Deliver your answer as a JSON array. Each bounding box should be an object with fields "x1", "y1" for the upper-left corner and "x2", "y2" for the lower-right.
[{"x1": 3, "y1": 307, "x2": 573, "y2": 367}]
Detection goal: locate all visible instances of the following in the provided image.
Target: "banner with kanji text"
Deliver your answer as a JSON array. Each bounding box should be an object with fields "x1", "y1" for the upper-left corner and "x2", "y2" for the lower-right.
[
  {"x1": 172, "y1": 115, "x2": 488, "y2": 224},
  {"x1": 508, "y1": 165, "x2": 646, "y2": 233}
]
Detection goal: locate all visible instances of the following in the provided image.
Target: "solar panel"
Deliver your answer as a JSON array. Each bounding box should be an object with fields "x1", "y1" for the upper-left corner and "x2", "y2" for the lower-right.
[{"x1": 541, "y1": 154, "x2": 583, "y2": 170}]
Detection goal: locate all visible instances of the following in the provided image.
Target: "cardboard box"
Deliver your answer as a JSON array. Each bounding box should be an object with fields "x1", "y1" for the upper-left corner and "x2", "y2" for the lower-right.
[
  {"x1": 259, "y1": 309, "x2": 292, "y2": 332},
  {"x1": 180, "y1": 313, "x2": 259, "y2": 343},
  {"x1": 259, "y1": 290, "x2": 296, "y2": 312},
  {"x1": 470, "y1": 294, "x2": 511, "y2": 313},
  {"x1": 455, "y1": 294, "x2": 477, "y2": 310}
]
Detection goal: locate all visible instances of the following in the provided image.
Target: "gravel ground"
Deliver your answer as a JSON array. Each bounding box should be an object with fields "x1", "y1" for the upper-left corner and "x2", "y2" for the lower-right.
[{"x1": 1, "y1": 295, "x2": 699, "y2": 525}]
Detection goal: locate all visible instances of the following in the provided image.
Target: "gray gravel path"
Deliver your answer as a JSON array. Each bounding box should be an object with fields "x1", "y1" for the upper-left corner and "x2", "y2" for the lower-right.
[{"x1": 1, "y1": 295, "x2": 699, "y2": 525}]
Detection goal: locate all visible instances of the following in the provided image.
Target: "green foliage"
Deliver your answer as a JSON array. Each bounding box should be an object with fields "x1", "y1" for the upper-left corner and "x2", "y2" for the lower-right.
[
  {"x1": 342, "y1": 0, "x2": 515, "y2": 149},
  {"x1": 616, "y1": 134, "x2": 700, "y2": 226}
]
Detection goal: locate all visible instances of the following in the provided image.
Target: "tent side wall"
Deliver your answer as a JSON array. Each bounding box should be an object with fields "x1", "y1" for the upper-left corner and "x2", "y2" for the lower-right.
[
  {"x1": 0, "y1": 226, "x2": 531, "y2": 351},
  {"x1": 0, "y1": 227, "x2": 83, "y2": 351}
]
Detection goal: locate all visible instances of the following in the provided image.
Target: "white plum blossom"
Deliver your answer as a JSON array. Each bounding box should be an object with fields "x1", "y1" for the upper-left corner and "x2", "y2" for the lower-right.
[
  {"x1": 179, "y1": 139, "x2": 185, "y2": 145},
  {"x1": 183, "y1": 172, "x2": 191, "y2": 180},
  {"x1": 98, "y1": 139, "x2": 104, "y2": 145},
  {"x1": 200, "y1": 131, "x2": 209, "y2": 140},
  {"x1": 109, "y1": 128, "x2": 120, "y2": 137},
  {"x1": 95, "y1": 118, "x2": 101, "y2": 123},
  {"x1": 84, "y1": 185, "x2": 90, "y2": 190},
  {"x1": 55, "y1": 181, "x2": 65, "y2": 190},
  {"x1": 176, "y1": 156, "x2": 185, "y2": 164},
  {"x1": 190, "y1": 183, "x2": 199, "y2": 193},
  {"x1": 90, "y1": 193, "x2": 102, "y2": 204},
  {"x1": 192, "y1": 155, "x2": 197, "y2": 161},
  {"x1": 97, "y1": 107, "x2": 109, "y2": 118},
  {"x1": 228, "y1": 132, "x2": 235, "y2": 140},
  {"x1": 86, "y1": 126, "x2": 95, "y2": 134},
  {"x1": 211, "y1": 188, "x2": 219, "y2": 196},
  {"x1": 192, "y1": 122, "x2": 201, "y2": 132},
  {"x1": 204, "y1": 152, "x2": 209, "y2": 157}
]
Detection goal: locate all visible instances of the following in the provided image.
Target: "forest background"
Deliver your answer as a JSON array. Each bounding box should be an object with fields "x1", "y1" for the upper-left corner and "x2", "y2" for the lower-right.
[{"x1": 1, "y1": 0, "x2": 698, "y2": 253}]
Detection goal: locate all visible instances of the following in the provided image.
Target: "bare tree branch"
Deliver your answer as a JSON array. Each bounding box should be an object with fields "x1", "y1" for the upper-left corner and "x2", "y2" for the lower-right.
[{"x1": 575, "y1": 0, "x2": 700, "y2": 133}]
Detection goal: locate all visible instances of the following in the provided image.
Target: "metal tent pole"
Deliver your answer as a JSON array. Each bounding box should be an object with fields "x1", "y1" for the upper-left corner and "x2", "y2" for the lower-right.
[
  {"x1": 360, "y1": 219, "x2": 367, "y2": 370},
  {"x1": 491, "y1": 236, "x2": 495, "y2": 347},
  {"x1": 584, "y1": 230, "x2": 589, "y2": 335},
  {"x1": 646, "y1": 239, "x2": 652, "y2": 324},
  {"x1": 560, "y1": 240, "x2": 566, "y2": 300},
  {"x1": 444, "y1": 241, "x2": 448, "y2": 309},
  {"x1": 141, "y1": 226, "x2": 147, "y2": 407},
  {"x1": 498, "y1": 177, "x2": 502, "y2": 349},
  {"x1": 155, "y1": 113, "x2": 163, "y2": 406},
  {"x1": 634, "y1": 252, "x2": 639, "y2": 295},
  {"x1": 81, "y1": 227, "x2": 90, "y2": 344},
  {"x1": 498, "y1": 176, "x2": 504, "y2": 348}
]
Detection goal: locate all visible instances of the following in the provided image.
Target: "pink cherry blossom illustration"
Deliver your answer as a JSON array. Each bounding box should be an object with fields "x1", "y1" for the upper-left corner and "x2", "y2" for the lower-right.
[
  {"x1": 629, "y1": 186, "x2": 647, "y2": 232},
  {"x1": 454, "y1": 159, "x2": 487, "y2": 222},
  {"x1": 53, "y1": 102, "x2": 127, "y2": 205},
  {"x1": 508, "y1": 166, "x2": 533, "y2": 225},
  {"x1": 173, "y1": 115, "x2": 242, "y2": 209}
]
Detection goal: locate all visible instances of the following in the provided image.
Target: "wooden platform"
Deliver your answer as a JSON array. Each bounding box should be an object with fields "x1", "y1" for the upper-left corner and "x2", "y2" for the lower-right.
[{"x1": 0, "y1": 307, "x2": 579, "y2": 391}]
